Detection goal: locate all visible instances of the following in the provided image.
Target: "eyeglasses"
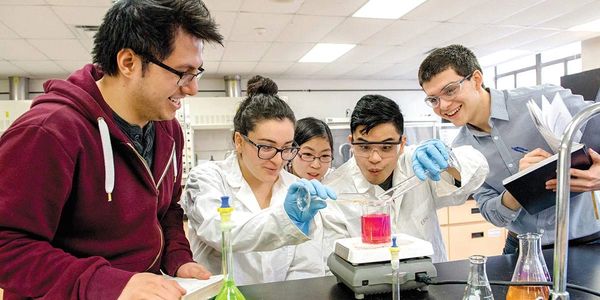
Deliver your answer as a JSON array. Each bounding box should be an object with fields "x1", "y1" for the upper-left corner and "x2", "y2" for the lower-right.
[
  {"x1": 297, "y1": 152, "x2": 333, "y2": 163},
  {"x1": 241, "y1": 134, "x2": 299, "y2": 161},
  {"x1": 351, "y1": 141, "x2": 401, "y2": 158},
  {"x1": 424, "y1": 73, "x2": 473, "y2": 108},
  {"x1": 144, "y1": 55, "x2": 204, "y2": 87}
]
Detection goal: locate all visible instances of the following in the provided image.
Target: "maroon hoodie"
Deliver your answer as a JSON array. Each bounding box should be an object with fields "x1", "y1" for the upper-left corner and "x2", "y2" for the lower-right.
[{"x1": 0, "y1": 64, "x2": 194, "y2": 299}]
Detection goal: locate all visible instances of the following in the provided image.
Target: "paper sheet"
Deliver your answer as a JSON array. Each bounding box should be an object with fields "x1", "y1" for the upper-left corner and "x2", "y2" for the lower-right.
[{"x1": 526, "y1": 93, "x2": 582, "y2": 153}]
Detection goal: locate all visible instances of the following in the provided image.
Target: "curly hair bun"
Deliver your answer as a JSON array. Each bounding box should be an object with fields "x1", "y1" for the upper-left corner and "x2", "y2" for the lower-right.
[{"x1": 246, "y1": 75, "x2": 278, "y2": 96}]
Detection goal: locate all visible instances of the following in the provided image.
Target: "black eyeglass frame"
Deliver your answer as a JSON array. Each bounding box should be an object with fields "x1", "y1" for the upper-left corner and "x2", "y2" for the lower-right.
[
  {"x1": 240, "y1": 134, "x2": 299, "y2": 161},
  {"x1": 297, "y1": 152, "x2": 334, "y2": 163},
  {"x1": 424, "y1": 72, "x2": 474, "y2": 108},
  {"x1": 143, "y1": 55, "x2": 205, "y2": 87}
]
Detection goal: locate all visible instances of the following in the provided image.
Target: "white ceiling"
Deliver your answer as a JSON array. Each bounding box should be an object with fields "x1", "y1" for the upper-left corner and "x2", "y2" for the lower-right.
[{"x1": 1, "y1": 0, "x2": 600, "y2": 80}]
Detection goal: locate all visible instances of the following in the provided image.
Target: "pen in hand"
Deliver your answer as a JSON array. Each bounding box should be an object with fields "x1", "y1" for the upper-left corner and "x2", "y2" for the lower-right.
[{"x1": 511, "y1": 146, "x2": 530, "y2": 154}]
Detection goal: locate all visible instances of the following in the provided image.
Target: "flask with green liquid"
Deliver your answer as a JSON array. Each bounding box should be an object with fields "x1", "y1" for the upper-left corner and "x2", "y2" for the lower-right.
[{"x1": 215, "y1": 196, "x2": 246, "y2": 300}]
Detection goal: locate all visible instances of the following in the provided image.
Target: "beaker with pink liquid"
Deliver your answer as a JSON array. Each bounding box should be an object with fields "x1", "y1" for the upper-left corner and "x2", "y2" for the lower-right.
[{"x1": 361, "y1": 200, "x2": 391, "y2": 244}]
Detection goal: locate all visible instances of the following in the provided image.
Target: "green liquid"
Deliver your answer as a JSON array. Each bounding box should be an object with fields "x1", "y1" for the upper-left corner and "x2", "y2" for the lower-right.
[{"x1": 214, "y1": 278, "x2": 246, "y2": 300}]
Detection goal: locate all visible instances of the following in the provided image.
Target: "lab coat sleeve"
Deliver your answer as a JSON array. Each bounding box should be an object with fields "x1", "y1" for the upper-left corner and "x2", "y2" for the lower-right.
[
  {"x1": 0, "y1": 125, "x2": 134, "y2": 300},
  {"x1": 181, "y1": 164, "x2": 309, "y2": 254},
  {"x1": 425, "y1": 145, "x2": 490, "y2": 209}
]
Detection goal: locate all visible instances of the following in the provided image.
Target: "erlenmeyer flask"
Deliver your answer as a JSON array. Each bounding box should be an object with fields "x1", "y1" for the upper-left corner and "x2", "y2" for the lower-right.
[
  {"x1": 506, "y1": 233, "x2": 550, "y2": 300},
  {"x1": 533, "y1": 232, "x2": 551, "y2": 281},
  {"x1": 462, "y1": 255, "x2": 494, "y2": 300}
]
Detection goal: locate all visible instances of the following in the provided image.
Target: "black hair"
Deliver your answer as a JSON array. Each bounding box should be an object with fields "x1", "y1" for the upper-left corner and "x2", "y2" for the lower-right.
[
  {"x1": 295, "y1": 117, "x2": 333, "y2": 151},
  {"x1": 418, "y1": 44, "x2": 482, "y2": 86},
  {"x1": 350, "y1": 94, "x2": 404, "y2": 136},
  {"x1": 93, "y1": 0, "x2": 223, "y2": 76},
  {"x1": 233, "y1": 75, "x2": 296, "y2": 138}
]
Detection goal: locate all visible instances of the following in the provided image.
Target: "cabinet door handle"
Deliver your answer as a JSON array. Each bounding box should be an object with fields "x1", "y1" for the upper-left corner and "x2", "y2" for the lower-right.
[
  {"x1": 471, "y1": 232, "x2": 484, "y2": 238},
  {"x1": 471, "y1": 207, "x2": 480, "y2": 214}
]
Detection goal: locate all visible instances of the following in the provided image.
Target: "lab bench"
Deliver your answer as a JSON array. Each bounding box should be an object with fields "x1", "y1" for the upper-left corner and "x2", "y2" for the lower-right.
[{"x1": 237, "y1": 244, "x2": 600, "y2": 299}]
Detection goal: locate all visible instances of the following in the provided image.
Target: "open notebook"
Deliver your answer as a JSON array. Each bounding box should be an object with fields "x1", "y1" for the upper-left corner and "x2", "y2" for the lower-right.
[
  {"x1": 163, "y1": 274, "x2": 224, "y2": 300},
  {"x1": 503, "y1": 93, "x2": 591, "y2": 214}
]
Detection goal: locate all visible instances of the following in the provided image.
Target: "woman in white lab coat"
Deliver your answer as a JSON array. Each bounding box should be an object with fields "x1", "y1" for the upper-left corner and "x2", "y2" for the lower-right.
[
  {"x1": 287, "y1": 117, "x2": 334, "y2": 181},
  {"x1": 181, "y1": 76, "x2": 334, "y2": 285}
]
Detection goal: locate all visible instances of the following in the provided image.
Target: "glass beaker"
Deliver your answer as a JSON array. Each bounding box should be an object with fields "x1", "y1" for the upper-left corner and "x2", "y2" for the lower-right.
[
  {"x1": 462, "y1": 255, "x2": 494, "y2": 300},
  {"x1": 361, "y1": 200, "x2": 391, "y2": 244},
  {"x1": 506, "y1": 233, "x2": 550, "y2": 300}
]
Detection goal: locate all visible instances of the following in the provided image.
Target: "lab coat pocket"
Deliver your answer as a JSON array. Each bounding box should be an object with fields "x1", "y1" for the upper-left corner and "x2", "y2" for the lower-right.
[{"x1": 261, "y1": 246, "x2": 293, "y2": 282}]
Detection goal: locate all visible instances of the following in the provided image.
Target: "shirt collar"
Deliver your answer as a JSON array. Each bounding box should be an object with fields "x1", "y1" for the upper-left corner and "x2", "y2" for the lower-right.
[
  {"x1": 465, "y1": 88, "x2": 509, "y2": 136},
  {"x1": 489, "y1": 88, "x2": 510, "y2": 121}
]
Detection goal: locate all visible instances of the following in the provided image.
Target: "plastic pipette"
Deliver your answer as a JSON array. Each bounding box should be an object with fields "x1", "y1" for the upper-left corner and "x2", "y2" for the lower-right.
[{"x1": 389, "y1": 236, "x2": 401, "y2": 300}]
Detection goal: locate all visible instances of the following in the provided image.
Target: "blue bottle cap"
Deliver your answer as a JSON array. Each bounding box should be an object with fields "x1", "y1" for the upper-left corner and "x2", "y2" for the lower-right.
[
  {"x1": 391, "y1": 236, "x2": 398, "y2": 248},
  {"x1": 220, "y1": 196, "x2": 230, "y2": 208}
]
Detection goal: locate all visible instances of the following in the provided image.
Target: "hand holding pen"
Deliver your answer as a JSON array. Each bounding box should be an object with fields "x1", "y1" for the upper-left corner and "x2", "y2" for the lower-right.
[
  {"x1": 511, "y1": 146, "x2": 529, "y2": 154},
  {"x1": 513, "y1": 147, "x2": 551, "y2": 171}
]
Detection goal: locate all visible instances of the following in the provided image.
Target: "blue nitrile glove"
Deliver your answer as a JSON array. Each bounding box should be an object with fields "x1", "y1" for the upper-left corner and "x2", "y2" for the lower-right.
[
  {"x1": 284, "y1": 179, "x2": 337, "y2": 235},
  {"x1": 412, "y1": 139, "x2": 449, "y2": 181}
]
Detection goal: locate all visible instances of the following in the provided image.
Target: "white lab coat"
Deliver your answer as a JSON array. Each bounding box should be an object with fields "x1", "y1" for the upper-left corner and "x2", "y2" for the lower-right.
[
  {"x1": 180, "y1": 154, "x2": 327, "y2": 285},
  {"x1": 321, "y1": 145, "x2": 489, "y2": 263}
]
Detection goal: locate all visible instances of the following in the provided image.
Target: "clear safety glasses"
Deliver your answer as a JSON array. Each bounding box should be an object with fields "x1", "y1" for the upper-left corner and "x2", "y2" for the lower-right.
[{"x1": 424, "y1": 72, "x2": 473, "y2": 108}]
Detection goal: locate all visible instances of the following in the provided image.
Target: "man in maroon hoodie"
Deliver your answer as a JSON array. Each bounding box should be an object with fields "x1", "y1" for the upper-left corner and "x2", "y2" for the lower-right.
[{"x1": 0, "y1": 1, "x2": 223, "y2": 299}]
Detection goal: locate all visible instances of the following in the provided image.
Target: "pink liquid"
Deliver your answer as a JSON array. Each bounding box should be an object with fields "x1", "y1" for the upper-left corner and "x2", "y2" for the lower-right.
[{"x1": 361, "y1": 213, "x2": 391, "y2": 244}]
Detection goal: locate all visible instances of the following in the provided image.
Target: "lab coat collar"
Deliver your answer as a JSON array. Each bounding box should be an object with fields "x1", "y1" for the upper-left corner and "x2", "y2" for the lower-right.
[
  {"x1": 349, "y1": 153, "x2": 410, "y2": 195},
  {"x1": 347, "y1": 157, "x2": 372, "y2": 194},
  {"x1": 224, "y1": 153, "x2": 243, "y2": 189},
  {"x1": 223, "y1": 153, "x2": 294, "y2": 212}
]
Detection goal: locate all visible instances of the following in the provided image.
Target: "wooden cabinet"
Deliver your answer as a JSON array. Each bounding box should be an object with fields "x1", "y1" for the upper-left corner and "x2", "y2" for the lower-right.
[
  {"x1": 447, "y1": 222, "x2": 506, "y2": 261},
  {"x1": 438, "y1": 199, "x2": 506, "y2": 261}
]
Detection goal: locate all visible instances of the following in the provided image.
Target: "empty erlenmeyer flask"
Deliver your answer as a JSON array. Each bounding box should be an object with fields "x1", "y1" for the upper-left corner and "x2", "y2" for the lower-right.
[
  {"x1": 506, "y1": 233, "x2": 550, "y2": 300},
  {"x1": 462, "y1": 255, "x2": 494, "y2": 300}
]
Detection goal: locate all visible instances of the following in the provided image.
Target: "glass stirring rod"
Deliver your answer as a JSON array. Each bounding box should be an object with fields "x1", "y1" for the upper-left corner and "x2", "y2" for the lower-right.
[
  {"x1": 298, "y1": 146, "x2": 460, "y2": 209},
  {"x1": 375, "y1": 146, "x2": 460, "y2": 204}
]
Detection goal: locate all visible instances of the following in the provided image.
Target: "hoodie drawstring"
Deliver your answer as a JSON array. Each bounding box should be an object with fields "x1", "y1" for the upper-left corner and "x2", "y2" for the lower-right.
[
  {"x1": 172, "y1": 151, "x2": 178, "y2": 179},
  {"x1": 98, "y1": 117, "x2": 115, "y2": 201}
]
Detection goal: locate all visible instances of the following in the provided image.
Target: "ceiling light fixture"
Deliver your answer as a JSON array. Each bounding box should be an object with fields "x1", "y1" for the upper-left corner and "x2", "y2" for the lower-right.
[
  {"x1": 352, "y1": 0, "x2": 426, "y2": 19},
  {"x1": 299, "y1": 43, "x2": 356, "y2": 63},
  {"x1": 479, "y1": 49, "x2": 531, "y2": 67},
  {"x1": 254, "y1": 27, "x2": 267, "y2": 35},
  {"x1": 568, "y1": 18, "x2": 600, "y2": 32}
]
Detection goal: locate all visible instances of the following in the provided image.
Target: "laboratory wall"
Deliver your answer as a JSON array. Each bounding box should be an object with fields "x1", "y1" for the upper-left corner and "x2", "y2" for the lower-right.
[
  {"x1": 0, "y1": 76, "x2": 432, "y2": 120},
  {"x1": 582, "y1": 35, "x2": 600, "y2": 71}
]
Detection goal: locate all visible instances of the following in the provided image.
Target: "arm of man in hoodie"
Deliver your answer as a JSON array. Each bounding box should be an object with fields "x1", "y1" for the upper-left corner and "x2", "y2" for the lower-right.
[
  {"x1": 158, "y1": 123, "x2": 210, "y2": 278},
  {"x1": 0, "y1": 125, "x2": 135, "y2": 299}
]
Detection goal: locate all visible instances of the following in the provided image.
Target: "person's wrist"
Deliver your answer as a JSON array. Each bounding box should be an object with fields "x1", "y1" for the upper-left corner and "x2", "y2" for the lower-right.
[{"x1": 502, "y1": 192, "x2": 522, "y2": 211}]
